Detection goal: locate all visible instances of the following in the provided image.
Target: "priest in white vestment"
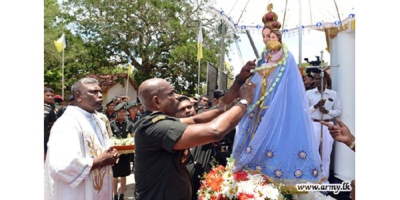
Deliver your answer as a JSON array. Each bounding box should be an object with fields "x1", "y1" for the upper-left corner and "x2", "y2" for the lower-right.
[{"x1": 44, "y1": 78, "x2": 120, "y2": 200}]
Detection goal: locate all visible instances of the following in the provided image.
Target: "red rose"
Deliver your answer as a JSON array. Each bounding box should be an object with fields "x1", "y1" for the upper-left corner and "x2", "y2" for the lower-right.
[{"x1": 234, "y1": 170, "x2": 249, "y2": 181}]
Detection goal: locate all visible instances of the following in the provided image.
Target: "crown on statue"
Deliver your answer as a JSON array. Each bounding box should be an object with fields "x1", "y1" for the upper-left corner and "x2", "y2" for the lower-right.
[{"x1": 262, "y1": 3, "x2": 281, "y2": 31}]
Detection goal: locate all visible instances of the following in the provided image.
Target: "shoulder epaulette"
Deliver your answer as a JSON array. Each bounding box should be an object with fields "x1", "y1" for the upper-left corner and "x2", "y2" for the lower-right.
[{"x1": 152, "y1": 115, "x2": 166, "y2": 123}]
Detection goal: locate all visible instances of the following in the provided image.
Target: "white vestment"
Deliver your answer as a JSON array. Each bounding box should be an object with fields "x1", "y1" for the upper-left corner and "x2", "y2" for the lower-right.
[{"x1": 44, "y1": 106, "x2": 113, "y2": 200}]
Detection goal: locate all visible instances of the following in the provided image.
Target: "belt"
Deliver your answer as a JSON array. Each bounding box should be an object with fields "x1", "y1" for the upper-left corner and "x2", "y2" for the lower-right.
[{"x1": 312, "y1": 118, "x2": 333, "y2": 122}]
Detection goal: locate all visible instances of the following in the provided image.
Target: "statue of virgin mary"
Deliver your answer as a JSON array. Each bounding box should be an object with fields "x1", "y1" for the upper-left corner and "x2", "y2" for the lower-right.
[{"x1": 232, "y1": 4, "x2": 325, "y2": 192}]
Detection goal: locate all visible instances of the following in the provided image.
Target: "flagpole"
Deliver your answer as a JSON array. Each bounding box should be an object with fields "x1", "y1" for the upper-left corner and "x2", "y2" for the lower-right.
[
  {"x1": 126, "y1": 72, "x2": 129, "y2": 98},
  {"x1": 198, "y1": 60, "x2": 201, "y2": 95},
  {"x1": 218, "y1": 22, "x2": 225, "y2": 90},
  {"x1": 197, "y1": 21, "x2": 202, "y2": 95},
  {"x1": 206, "y1": 62, "x2": 209, "y2": 97},
  {"x1": 62, "y1": 48, "x2": 64, "y2": 99}
]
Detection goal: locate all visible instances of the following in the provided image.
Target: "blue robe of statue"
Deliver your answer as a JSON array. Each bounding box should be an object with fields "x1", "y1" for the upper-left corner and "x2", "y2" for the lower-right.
[{"x1": 232, "y1": 46, "x2": 325, "y2": 187}]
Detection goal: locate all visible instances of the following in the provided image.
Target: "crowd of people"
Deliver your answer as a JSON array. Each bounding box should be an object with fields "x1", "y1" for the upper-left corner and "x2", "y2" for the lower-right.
[{"x1": 43, "y1": 4, "x2": 354, "y2": 200}]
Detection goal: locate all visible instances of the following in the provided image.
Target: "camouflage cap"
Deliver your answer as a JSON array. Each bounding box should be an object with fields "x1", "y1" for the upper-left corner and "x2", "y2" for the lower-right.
[
  {"x1": 105, "y1": 98, "x2": 115, "y2": 106},
  {"x1": 114, "y1": 102, "x2": 126, "y2": 112},
  {"x1": 126, "y1": 101, "x2": 138, "y2": 109}
]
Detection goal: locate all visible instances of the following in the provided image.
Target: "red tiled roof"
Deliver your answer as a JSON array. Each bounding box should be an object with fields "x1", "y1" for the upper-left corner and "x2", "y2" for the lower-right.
[{"x1": 86, "y1": 74, "x2": 139, "y2": 92}]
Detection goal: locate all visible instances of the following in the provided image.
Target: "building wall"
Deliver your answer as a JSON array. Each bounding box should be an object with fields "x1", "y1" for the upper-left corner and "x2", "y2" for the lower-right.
[
  {"x1": 105, "y1": 79, "x2": 138, "y2": 103},
  {"x1": 329, "y1": 25, "x2": 355, "y2": 181}
]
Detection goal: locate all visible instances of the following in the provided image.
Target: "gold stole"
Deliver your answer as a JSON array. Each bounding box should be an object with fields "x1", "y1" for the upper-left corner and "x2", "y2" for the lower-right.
[
  {"x1": 235, "y1": 53, "x2": 283, "y2": 159},
  {"x1": 248, "y1": 68, "x2": 275, "y2": 141}
]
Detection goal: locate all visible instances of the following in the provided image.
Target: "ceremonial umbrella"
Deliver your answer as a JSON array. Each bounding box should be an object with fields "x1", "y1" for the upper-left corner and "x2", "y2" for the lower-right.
[{"x1": 204, "y1": 0, "x2": 355, "y2": 63}]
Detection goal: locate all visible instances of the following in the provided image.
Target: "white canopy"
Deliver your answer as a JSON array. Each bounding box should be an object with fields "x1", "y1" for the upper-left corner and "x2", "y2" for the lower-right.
[{"x1": 205, "y1": 0, "x2": 355, "y2": 34}]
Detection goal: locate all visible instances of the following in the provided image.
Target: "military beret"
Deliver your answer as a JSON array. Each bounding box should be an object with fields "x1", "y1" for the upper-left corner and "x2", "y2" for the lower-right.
[
  {"x1": 54, "y1": 95, "x2": 63, "y2": 101},
  {"x1": 105, "y1": 98, "x2": 115, "y2": 106},
  {"x1": 214, "y1": 89, "x2": 226, "y2": 99},
  {"x1": 126, "y1": 101, "x2": 138, "y2": 109},
  {"x1": 114, "y1": 102, "x2": 126, "y2": 112}
]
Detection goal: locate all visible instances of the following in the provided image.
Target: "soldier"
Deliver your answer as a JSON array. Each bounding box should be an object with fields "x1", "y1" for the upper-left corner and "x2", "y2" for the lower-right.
[
  {"x1": 137, "y1": 102, "x2": 144, "y2": 114},
  {"x1": 125, "y1": 101, "x2": 140, "y2": 171},
  {"x1": 54, "y1": 95, "x2": 67, "y2": 118},
  {"x1": 197, "y1": 95, "x2": 209, "y2": 113},
  {"x1": 198, "y1": 95, "x2": 209, "y2": 107},
  {"x1": 211, "y1": 89, "x2": 226, "y2": 108},
  {"x1": 126, "y1": 101, "x2": 140, "y2": 124},
  {"x1": 175, "y1": 95, "x2": 205, "y2": 200},
  {"x1": 105, "y1": 98, "x2": 116, "y2": 121},
  {"x1": 207, "y1": 90, "x2": 236, "y2": 167},
  {"x1": 110, "y1": 103, "x2": 135, "y2": 200},
  {"x1": 44, "y1": 87, "x2": 57, "y2": 163},
  {"x1": 132, "y1": 58, "x2": 256, "y2": 200},
  {"x1": 44, "y1": 88, "x2": 57, "y2": 124}
]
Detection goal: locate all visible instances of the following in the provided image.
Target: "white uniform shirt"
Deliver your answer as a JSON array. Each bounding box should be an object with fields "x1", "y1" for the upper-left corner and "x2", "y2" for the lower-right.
[{"x1": 306, "y1": 87, "x2": 342, "y2": 120}]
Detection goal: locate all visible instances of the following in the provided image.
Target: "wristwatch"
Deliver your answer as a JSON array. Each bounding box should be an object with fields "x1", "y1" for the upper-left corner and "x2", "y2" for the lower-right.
[
  {"x1": 235, "y1": 75, "x2": 246, "y2": 86},
  {"x1": 238, "y1": 99, "x2": 248, "y2": 107}
]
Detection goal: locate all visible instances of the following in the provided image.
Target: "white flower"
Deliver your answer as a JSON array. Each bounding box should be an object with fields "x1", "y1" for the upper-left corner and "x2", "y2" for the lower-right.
[
  {"x1": 262, "y1": 184, "x2": 280, "y2": 200},
  {"x1": 198, "y1": 160, "x2": 284, "y2": 200},
  {"x1": 220, "y1": 183, "x2": 237, "y2": 199},
  {"x1": 222, "y1": 170, "x2": 234, "y2": 182}
]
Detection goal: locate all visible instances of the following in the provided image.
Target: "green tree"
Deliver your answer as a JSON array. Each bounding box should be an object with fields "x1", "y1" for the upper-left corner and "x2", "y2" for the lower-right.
[
  {"x1": 44, "y1": 0, "x2": 66, "y2": 91},
  {"x1": 60, "y1": 0, "x2": 234, "y2": 96},
  {"x1": 44, "y1": 0, "x2": 129, "y2": 94}
]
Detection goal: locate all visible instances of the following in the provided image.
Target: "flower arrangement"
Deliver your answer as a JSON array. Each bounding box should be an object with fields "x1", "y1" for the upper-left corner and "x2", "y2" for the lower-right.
[
  {"x1": 109, "y1": 134, "x2": 135, "y2": 154},
  {"x1": 198, "y1": 158, "x2": 286, "y2": 200},
  {"x1": 109, "y1": 134, "x2": 134, "y2": 146}
]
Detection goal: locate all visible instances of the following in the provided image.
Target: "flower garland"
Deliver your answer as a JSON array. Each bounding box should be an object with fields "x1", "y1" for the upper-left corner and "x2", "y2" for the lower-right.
[{"x1": 248, "y1": 43, "x2": 289, "y2": 112}]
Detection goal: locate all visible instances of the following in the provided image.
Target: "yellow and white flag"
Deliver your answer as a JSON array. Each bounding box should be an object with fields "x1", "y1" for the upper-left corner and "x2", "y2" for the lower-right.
[
  {"x1": 225, "y1": 61, "x2": 232, "y2": 73},
  {"x1": 54, "y1": 33, "x2": 66, "y2": 53},
  {"x1": 128, "y1": 64, "x2": 133, "y2": 75},
  {"x1": 197, "y1": 25, "x2": 203, "y2": 61}
]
